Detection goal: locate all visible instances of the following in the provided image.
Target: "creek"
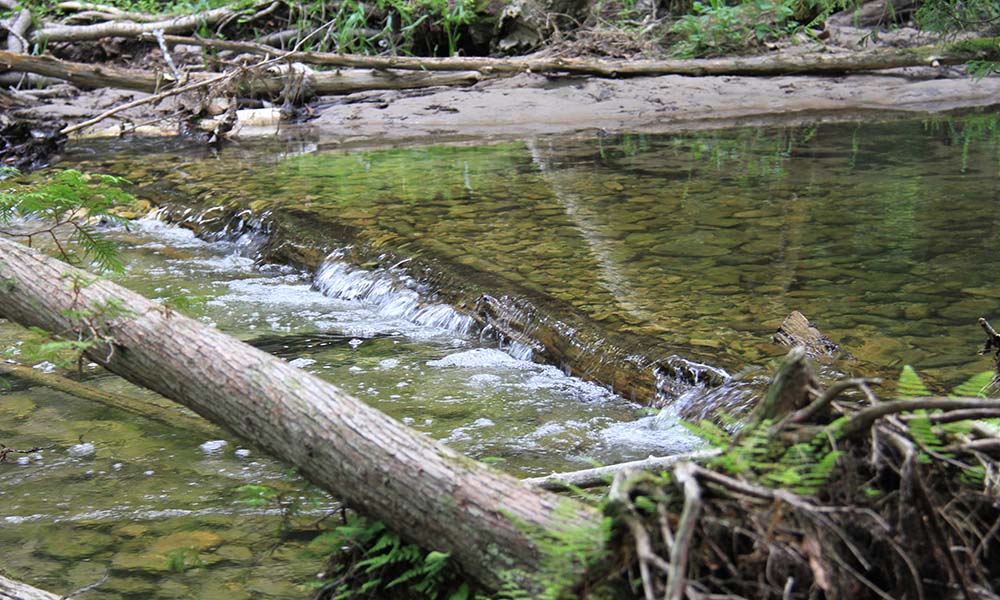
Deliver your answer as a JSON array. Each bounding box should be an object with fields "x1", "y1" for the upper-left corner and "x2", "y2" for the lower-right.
[{"x1": 2, "y1": 110, "x2": 999, "y2": 598}]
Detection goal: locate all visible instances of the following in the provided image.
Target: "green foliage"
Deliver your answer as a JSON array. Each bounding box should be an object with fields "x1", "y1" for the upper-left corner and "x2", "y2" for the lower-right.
[
  {"x1": 292, "y1": 0, "x2": 477, "y2": 56},
  {"x1": 497, "y1": 502, "x2": 612, "y2": 600},
  {"x1": 0, "y1": 168, "x2": 136, "y2": 273},
  {"x1": 307, "y1": 512, "x2": 472, "y2": 599},
  {"x1": 669, "y1": 0, "x2": 804, "y2": 58},
  {"x1": 968, "y1": 60, "x2": 1000, "y2": 80},
  {"x1": 897, "y1": 364, "x2": 931, "y2": 399},
  {"x1": 165, "y1": 547, "x2": 205, "y2": 573},
  {"x1": 950, "y1": 370, "x2": 994, "y2": 398},
  {"x1": 914, "y1": 0, "x2": 1000, "y2": 33}
]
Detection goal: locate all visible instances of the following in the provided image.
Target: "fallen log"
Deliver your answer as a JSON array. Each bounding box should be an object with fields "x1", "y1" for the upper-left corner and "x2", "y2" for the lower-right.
[
  {"x1": 0, "y1": 50, "x2": 481, "y2": 102},
  {"x1": 156, "y1": 33, "x2": 1000, "y2": 76},
  {"x1": 0, "y1": 362, "x2": 217, "y2": 434},
  {"x1": 0, "y1": 236, "x2": 604, "y2": 593}
]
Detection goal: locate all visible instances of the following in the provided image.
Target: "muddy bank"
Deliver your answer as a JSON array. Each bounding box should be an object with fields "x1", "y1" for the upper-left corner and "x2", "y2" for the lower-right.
[
  {"x1": 301, "y1": 69, "x2": 1000, "y2": 143},
  {"x1": 6, "y1": 67, "x2": 1000, "y2": 145}
]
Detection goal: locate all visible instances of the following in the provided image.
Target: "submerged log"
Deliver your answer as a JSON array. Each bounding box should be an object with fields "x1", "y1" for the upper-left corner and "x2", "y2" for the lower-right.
[
  {"x1": 0, "y1": 362, "x2": 216, "y2": 434},
  {"x1": 773, "y1": 310, "x2": 848, "y2": 361},
  {"x1": 0, "y1": 237, "x2": 604, "y2": 593}
]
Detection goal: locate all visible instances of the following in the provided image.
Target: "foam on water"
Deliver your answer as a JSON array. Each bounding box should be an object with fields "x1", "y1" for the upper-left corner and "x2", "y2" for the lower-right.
[{"x1": 314, "y1": 257, "x2": 476, "y2": 336}]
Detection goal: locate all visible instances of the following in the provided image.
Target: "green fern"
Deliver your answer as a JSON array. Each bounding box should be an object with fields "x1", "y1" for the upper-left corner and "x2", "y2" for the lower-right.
[
  {"x1": 0, "y1": 168, "x2": 136, "y2": 273},
  {"x1": 950, "y1": 371, "x2": 994, "y2": 398},
  {"x1": 897, "y1": 365, "x2": 931, "y2": 399}
]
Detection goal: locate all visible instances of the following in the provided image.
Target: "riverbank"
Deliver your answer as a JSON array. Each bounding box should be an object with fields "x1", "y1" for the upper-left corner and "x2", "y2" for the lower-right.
[{"x1": 9, "y1": 66, "x2": 1000, "y2": 145}]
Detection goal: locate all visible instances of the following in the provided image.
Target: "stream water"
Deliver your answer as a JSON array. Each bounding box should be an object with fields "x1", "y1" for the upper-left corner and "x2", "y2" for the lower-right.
[{"x1": 2, "y1": 110, "x2": 1000, "y2": 598}]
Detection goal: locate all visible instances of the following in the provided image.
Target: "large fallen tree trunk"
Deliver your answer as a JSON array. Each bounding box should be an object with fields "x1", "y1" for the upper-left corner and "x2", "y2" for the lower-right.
[{"x1": 0, "y1": 236, "x2": 605, "y2": 593}]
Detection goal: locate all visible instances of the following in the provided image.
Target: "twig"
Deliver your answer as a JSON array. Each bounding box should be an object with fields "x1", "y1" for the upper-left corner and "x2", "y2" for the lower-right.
[
  {"x1": 839, "y1": 398, "x2": 1000, "y2": 439},
  {"x1": 59, "y1": 572, "x2": 108, "y2": 599},
  {"x1": 0, "y1": 443, "x2": 52, "y2": 463},
  {"x1": 152, "y1": 29, "x2": 183, "y2": 83},
  {"x1": 524, "y1": 448, "x2": 722, "y2": 491},
  {"x1": 666, "y1": 462, "x2": 702, "y2": 600}
]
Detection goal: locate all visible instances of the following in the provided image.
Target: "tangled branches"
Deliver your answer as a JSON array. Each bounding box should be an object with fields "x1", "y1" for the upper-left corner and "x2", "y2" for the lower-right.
[{"x1": 610, "y1": 348, "x2": 1000, "y2": 600}]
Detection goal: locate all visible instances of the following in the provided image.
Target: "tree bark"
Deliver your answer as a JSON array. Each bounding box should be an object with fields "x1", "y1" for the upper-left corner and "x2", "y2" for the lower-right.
[
  {"x1": 0, "y1": 237, "x2": 604, "y2": 593},
  {"x1": 0, "y1": 575, "x2": 60, "y2": 600}
]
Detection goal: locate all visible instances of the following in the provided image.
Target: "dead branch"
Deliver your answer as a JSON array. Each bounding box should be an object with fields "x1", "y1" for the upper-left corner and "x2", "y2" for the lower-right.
[
  {"x1": 55, "y1": 1, "x2": 158, "y2": 22},
  {"x1": 152, "y1": 33, "x2": 1000, "y2": 77},
  {"x1": 3, "y1": 7, "x2": 31, "y2": 55},
  {"x1": 839, "y1": 398, "x2": 1000, "y2": 439},
  {"x1": 667, "y1": 462, "x2": 702, "y2": 600},
  {"x1": 0, "y1": 50, "x2": 164, "y2": 92},
  {"x1": 780, "y1": 377, "x2": 882, "y2": 428},
  {"x1": 31, "y1": 5, "x2": 250, "y2": 43},
  {"x1": 523, "y1": 448, "x2": 723, "y2": 491}
]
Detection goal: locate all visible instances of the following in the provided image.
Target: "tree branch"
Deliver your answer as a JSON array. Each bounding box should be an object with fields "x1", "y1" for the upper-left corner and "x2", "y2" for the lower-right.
[{"x1": 523, "y1": 448, "x2": 722, "y2": 491}]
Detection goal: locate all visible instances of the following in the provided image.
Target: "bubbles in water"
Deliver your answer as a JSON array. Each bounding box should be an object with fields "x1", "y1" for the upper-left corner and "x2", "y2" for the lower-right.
[
  {"x1": 427, "y1": 348, "x2": 532, "y2": 369},
  {"x1": 199, "y1": 440, "x2": 228, "y2": 454},
  {"x1": 67, "y1": 443, "x2": 95, "y2": 458},
  {"x1": 288, "y1": 357, "x2": 317, "y2": 368}
]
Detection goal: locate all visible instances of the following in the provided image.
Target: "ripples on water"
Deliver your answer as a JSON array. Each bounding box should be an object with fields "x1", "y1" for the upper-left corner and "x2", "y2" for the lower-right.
[{"x1": 0, "y1": 218, "x2": 700, "y2": 598}]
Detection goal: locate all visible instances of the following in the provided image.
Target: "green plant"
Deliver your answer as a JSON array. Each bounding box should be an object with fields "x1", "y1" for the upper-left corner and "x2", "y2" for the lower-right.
[
  {"x1": 307, "y1": 512, "x2": 473, "y2": 600},
  {"x1": 669, "y1": 0, "x2": 798, "y2": 57},
  {"x1": 165, "y1": 547, "x2": 206, "y2": 573},
  {"x1": 0, "y1": 168, "x2": 135, "y2": 273}
]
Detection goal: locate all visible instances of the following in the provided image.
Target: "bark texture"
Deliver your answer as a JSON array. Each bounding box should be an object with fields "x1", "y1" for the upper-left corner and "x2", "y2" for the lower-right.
[
  {"x1": 0, "y1": 575, "x2": 60, "y2": 600},
  {"x1": 0, "y1": 237, "x2": 604, "y2": 592}
]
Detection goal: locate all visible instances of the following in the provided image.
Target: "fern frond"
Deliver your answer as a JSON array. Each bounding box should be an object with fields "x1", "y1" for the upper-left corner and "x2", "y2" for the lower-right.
[
  {"x1": 898, "y1": 365, "x2": 931, "y2": 399},
  {"x1": 951, "y1": 371, "x2": 995, "y2": 398}
]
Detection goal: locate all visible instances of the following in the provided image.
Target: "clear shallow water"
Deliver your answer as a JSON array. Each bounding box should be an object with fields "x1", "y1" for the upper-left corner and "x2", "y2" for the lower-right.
[
  {"x1": 6, "y1": 112, "x2": 1000, "y2": 597},
  {"x1": 55, "y1": 113, "x2": 1000, "y2": 391},
  {"x1": 0, "y1": 220, "x2": 698, "y2": 598}
]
